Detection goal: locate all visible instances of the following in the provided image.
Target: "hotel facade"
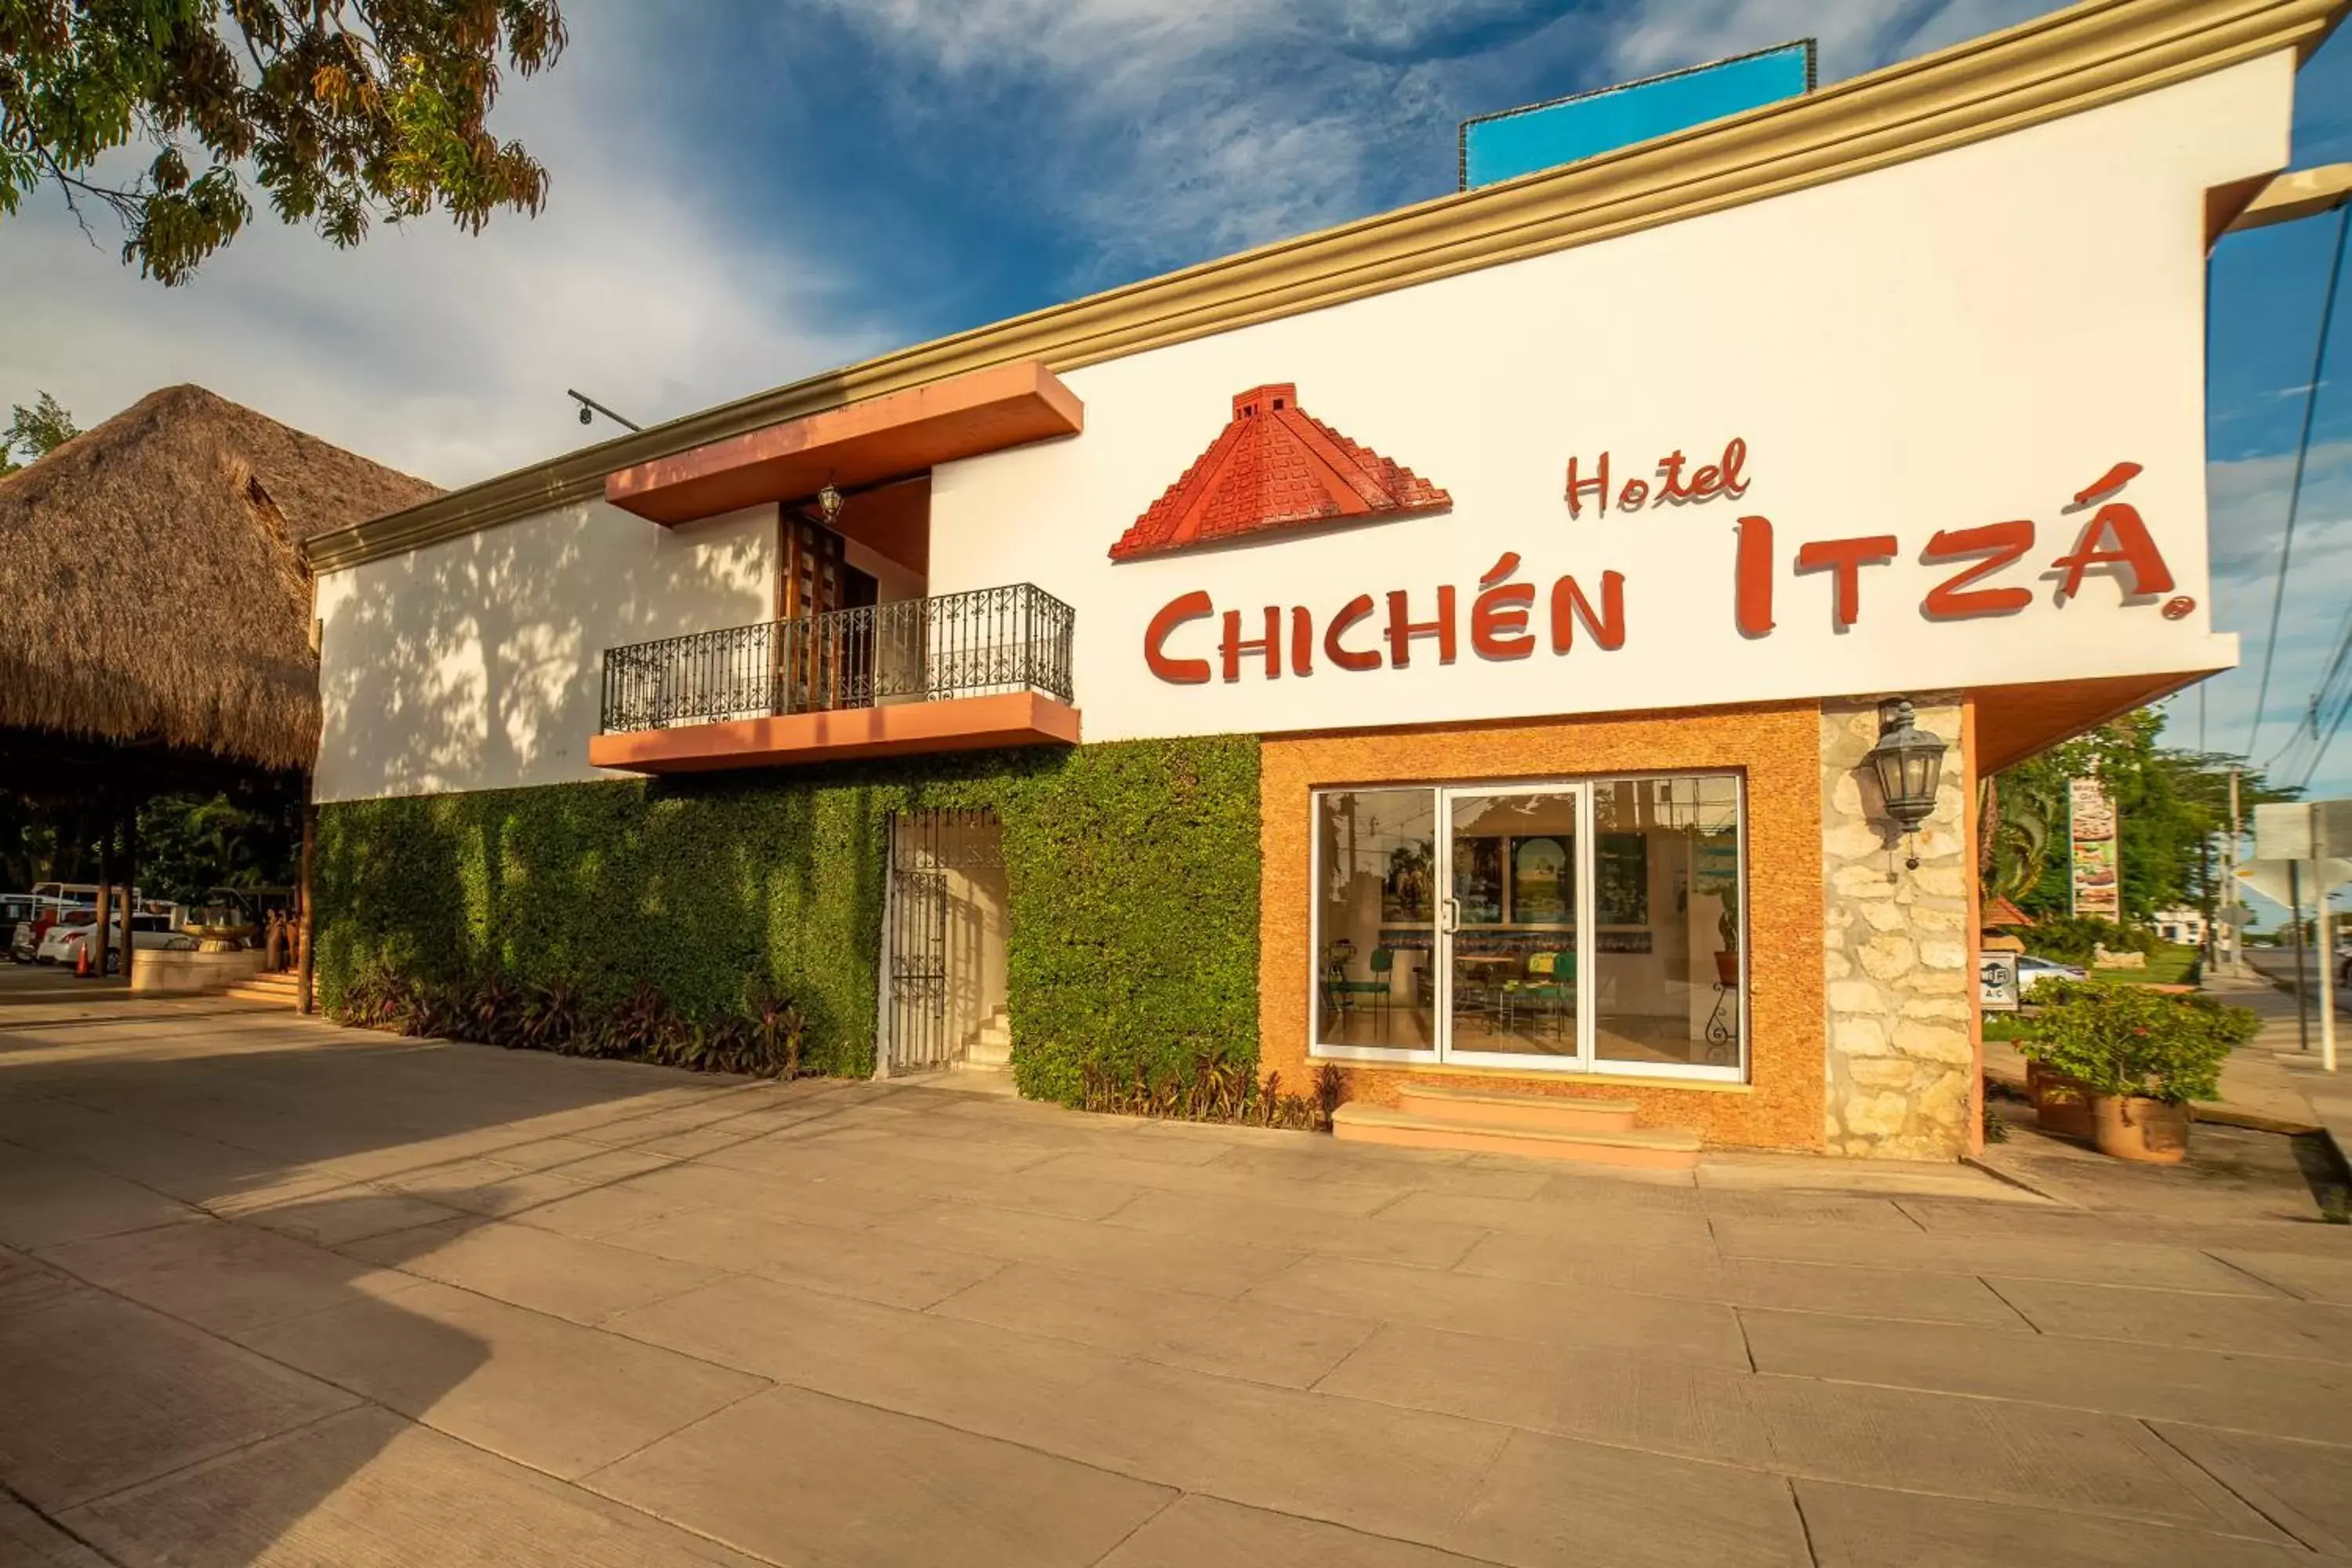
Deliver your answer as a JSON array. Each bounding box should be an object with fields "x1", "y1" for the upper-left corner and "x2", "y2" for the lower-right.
[{"x1": 302, "y1": 0, "x2": 2343, "y2": 1165}]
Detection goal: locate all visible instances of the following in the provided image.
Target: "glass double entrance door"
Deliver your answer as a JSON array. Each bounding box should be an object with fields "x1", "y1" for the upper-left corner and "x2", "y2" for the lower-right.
[
  {"x1": 1439, "y1": 786, "x2": 1587, "y2": 1065},
  {"x1": 1310, "y1": 775, "x2": 1748, "y2": 1076}
]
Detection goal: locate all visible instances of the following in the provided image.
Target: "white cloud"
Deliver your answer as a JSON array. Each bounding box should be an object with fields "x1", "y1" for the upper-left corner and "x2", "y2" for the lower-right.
[
  {"x1": 807, "y1": 0, "x2": 2072, "y2": 289},
  {"x1": 0, "y1": 2, "x2": 891, "y2": 488},
  {"x1": 1606, "y1": 0, "x2": 2054, "y2": 79},
  {"x1": 0, "y1": 0, "x2": 2082, "y2": 490}
]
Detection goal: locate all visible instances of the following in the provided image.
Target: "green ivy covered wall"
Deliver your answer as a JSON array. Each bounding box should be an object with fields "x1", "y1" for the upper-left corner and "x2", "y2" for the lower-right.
[{"x1": 312, "y1": 736, "x2": 1261, "y2": 1102}]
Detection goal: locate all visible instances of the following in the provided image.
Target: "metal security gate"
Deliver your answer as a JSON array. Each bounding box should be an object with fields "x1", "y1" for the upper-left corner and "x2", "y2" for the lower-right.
[{"x1": 880, "y1": 808, "x2": 1004, "y2": 1076}]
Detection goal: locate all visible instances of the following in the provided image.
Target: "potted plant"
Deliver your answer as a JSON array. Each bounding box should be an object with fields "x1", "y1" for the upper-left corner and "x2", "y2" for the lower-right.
[
  {"x1": 2013, "y1": 979, "x2": 2257, "y2": 1163},
  {"x1": 1713, "y1": 898, "x2": 1740, "y2": 987}
]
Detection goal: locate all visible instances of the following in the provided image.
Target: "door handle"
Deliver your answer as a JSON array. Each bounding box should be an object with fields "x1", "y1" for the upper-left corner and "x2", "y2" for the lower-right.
[{"x1": 1440, "y1": 898, "x2": 1460, "y2": 935}]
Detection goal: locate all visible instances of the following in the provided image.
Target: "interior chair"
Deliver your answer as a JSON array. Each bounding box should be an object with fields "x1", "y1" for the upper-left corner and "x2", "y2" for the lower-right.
[{"x1": 1505, "y1": 949, "x2": 1576, "y2": 1043}]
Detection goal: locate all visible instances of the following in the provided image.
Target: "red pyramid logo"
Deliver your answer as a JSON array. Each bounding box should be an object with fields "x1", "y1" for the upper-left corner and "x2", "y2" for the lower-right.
[{"x1": 1109, "y1": 383, "x2": 1451, "y2": 561}]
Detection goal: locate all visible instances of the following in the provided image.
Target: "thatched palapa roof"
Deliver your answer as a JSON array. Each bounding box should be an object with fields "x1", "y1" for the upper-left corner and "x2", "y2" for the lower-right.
[{"x1": 0, "y1": 384, "x2": 438, "y2": 771}]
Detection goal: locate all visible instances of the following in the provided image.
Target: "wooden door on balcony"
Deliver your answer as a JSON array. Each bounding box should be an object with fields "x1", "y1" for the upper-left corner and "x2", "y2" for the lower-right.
[{"x1": 777, "y1": 516, "x2": 877, "y2": 712}]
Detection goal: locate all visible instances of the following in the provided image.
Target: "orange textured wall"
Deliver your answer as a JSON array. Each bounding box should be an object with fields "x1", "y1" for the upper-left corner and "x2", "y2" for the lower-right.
[{"x1": 1259, "y1": 702, "x2": 1826, "y2": 1151}]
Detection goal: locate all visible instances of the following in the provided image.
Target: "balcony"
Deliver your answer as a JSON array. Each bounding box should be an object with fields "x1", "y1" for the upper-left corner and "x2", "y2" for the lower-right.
[{"x1": 587, "y1": 583, "x2": 1080, "y2": 775}]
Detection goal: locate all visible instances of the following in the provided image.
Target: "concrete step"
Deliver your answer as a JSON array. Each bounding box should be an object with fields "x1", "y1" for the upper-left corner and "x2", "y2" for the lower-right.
[
  {"x1": 964, "y1": 1007, "x2": 1011, "y2": 1067},
  {"x1": 1394, "y1": 1084, "x2": 1639, "y2": 1134},
  {"x1": 1331, "y1": 1104, "x2": 1700, "y2": 1170},
  {"x1": 220, "y1": 971, "x2": 299, "y2": 1006}
]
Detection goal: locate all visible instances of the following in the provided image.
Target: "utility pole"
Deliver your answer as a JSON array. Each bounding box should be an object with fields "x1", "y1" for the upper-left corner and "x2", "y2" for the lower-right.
[
  {"x1": 2221, "y1": 768, "x2": 2244, "y2": 976},
  {"x1": 2321, "y1": 887, "x2": 2339, "y2": 1073},
  {"x1": 2291, "y1": 861, "x2": 2312, "y2": 1053}
]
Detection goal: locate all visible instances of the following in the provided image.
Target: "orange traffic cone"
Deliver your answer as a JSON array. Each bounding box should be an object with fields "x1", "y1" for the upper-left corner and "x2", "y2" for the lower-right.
[{"x1": 74, "y1": 938, "x2": 91, "y2": 978}]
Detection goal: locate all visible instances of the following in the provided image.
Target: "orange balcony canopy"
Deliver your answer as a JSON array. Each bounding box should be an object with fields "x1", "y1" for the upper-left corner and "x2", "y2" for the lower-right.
[{"x1": 604, "y1": 361, "x2": 1083, "y2": 526}]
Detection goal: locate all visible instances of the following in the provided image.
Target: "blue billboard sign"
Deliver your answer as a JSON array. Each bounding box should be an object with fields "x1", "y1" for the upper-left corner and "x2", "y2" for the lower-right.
[{"x1": 1461, "y1": 41, "x2": 1816, "y2": 191}]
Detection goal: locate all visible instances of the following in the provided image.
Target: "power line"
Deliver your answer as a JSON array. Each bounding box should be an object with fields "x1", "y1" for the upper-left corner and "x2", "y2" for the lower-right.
[{"x1": 2247, "y1": 201, "x2": 2351, "y2": 757}]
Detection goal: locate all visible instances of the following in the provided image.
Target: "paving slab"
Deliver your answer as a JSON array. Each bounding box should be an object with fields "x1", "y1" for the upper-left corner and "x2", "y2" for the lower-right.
[
  {"x1": 37, "y1": 1214, "x2": 424, "y2": 1335},
  {"x1": 610, "y1": 1272, "x2": 1514, "y2": 1545},
  {"x1": 234, "y1": 1276, "x2": 764, "y2": 1479},
  {"x1": 0, "y1": 1147, "x2": 201, "y2": 1250},
  {"x1": 795, "y1": 1120, "x2": 1072, "y2": 1173},
  {"x1": 1445, "y1": 1427, "x2": 1812, "y2": 1568},
  {"x1": 876, "y1": 1200, "x2": 1306, "y2": 1298},
  {"x1": 64, "y1": 1406, "x2": 768, "y2": 1568},
  {"x1": 0, "y1": 1280, "x2": 357, "y2": 1512},
  {"x1": 1695, "y1": 1190, "x2": 1943, "y2": 1228},
  {"x1": 1986, "y1": 1273, "x2": 2352, "y2": 1361},
  {"x1": 1380, "y1": 1189, "x2": 1717, "y2": 1247},
  {"x1": 1710, "y1": 1216, "x2": 2275, "y2": 1293},
  {"x1": 228, "y1": 1183, "x2": 467, "y2": 1247},
  {"x1": 1316, "y1": 1323, "x2": 1776, "y2": 1462},
  {"x1": 1454, "y1": 1232, "x2": 2027, "y2": 1326},
  {"x1": 617, "y1": 1156, "x2": 933, "y2": 1229},
  {"x1": 1250, "y1": 1253, "x2": 1751, "y2": 1367},
  {"x1": 342, "y1": 1217, "x2": 724, "y2": 1326},
  {"x1": 1314, "y1": 1321, "x2": 2275, "y2": 1532},
  {"x1": 1104, "y1": 1188, "x2": 1491, "y2": 1269},
  {"x1": 0, "y1": 1494, "x2": 111, "y2": 1568},
  {"x1": 2151, "y1": 1423, "x2": 2352, "y2": 1555},
  {"x1": 1740, "y1": 1305, "x2": 2352, "y2": 1444},
  {"x1": 624, "y1": 1204, "x2": 1007, "y2": 1311},
  {"x1": 2213, "y1": 1246, "x2": 2352, "y2": 1301},
  {"x1": 1020, "y1": 1150, "x2": 1411, "y2": 1215},
  {"x1": 1795, "y1": 1477, "x2": 2325, "y2": 1568},
  {"x1": 1096, "y1": 1494, "x2": 1497, "y2": 1567},
  {"x1": 931, "y1": 1260, "x2": 1379, "y2": 1388},
  {"x1": 589, "y1": 1383, "x2": 1174, "y2": 1568}
]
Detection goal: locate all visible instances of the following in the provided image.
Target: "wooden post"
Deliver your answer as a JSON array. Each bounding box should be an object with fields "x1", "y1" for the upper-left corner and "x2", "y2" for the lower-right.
[
  {"x1": 90, "y1": 800, "x2": 112, "y2": 982},
  {"x1": 120, "y1": 796, "x2": 138, "y2": 992},
  {"x1": 296, "y1": 799, "x2": 316, "y2": 1014}
]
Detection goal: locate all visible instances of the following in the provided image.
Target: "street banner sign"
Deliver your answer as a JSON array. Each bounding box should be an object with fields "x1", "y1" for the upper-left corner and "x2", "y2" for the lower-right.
[{"x1": 2070, "y1": 776, "x2": 2120, "y2": 919}]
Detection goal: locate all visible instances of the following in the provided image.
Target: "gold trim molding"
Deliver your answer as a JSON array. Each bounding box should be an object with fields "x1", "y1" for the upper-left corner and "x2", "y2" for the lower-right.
[{"x1": 305, "y1": 0, "x2": 2345, "y2": 574}]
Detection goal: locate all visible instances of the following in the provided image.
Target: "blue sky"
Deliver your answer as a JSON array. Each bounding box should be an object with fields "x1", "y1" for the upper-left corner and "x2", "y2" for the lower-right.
[{"x1": 2, "y1": 0, "x2": 2349, "y2": 817}]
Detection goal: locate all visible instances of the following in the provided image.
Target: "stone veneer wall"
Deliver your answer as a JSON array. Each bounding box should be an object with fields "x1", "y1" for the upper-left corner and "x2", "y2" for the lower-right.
[{"x1": 1820, "y1": 696, "x2": 1976, "y2": 1159}]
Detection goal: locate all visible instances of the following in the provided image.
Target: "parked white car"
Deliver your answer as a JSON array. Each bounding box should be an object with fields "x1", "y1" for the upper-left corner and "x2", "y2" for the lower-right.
[
  {"x1": 2016, "y1": 954, "x2": 2088, "y2": 994},
  {"x1": 35, "y1": 913, "x2": 194, "y2": 971}
]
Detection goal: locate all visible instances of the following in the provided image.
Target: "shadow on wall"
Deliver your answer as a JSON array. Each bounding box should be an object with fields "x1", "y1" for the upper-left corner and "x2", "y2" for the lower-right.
[{"x1": 314, "y1": 499, "x2": 775, "y2": 802}]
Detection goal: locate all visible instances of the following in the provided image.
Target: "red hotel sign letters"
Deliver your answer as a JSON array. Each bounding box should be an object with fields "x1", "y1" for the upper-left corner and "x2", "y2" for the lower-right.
[{"x1": 1135, "y1": 431, "x2": 2187, "y2": 686}]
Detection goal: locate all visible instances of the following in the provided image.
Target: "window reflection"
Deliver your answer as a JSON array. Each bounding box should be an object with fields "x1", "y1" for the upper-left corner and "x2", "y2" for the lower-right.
[
  {"x1": 1313, "y1": 789, "x2": 1436, "y2": 1051},
  {"x1": 1591, "y1": 776, "x2": 1743, "y2": 1068},
  {"x1": 1447, "y1": 791, "x2": 1578, "y2": 1058}
]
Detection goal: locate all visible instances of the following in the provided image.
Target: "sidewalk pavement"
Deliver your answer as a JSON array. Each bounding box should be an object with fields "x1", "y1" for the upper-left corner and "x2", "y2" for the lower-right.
[
  {"x1": 2220, "y1": 962, "x2": 2352, "y2": 1173},
  {"x1": 9, "y1": 1007, "x2": 2352, "y2": 1566}
]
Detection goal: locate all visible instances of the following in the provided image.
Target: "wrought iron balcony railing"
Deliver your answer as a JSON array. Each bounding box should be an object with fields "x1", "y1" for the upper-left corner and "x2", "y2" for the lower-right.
[{"x1": 598, "y1": 583, "x2": 1076, "y2": 734}]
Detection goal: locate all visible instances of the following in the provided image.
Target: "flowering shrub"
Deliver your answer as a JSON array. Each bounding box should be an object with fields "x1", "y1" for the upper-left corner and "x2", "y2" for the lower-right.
[{"x1": 2015, "y1": 979, "x2": 2257, "y2": 1104}]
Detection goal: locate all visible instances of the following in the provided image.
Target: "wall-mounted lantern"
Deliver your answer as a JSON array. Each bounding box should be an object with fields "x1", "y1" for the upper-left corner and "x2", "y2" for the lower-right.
[{"x1": 1866, "y1": 698, "x2": 1947, "y2": 866}]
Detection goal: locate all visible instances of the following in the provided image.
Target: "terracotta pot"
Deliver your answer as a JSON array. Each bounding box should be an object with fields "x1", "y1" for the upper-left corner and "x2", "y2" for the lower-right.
[
  {"x1": 1713, "y1": 949, "x2": 1740, "y2": 986},
  {"x1": 2027, "y1": 1062, "x2": 2093, "y2": 1141},
  {"x1": 2088, "y1": 1093, "x2": 2190, "y2": 1164}
]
